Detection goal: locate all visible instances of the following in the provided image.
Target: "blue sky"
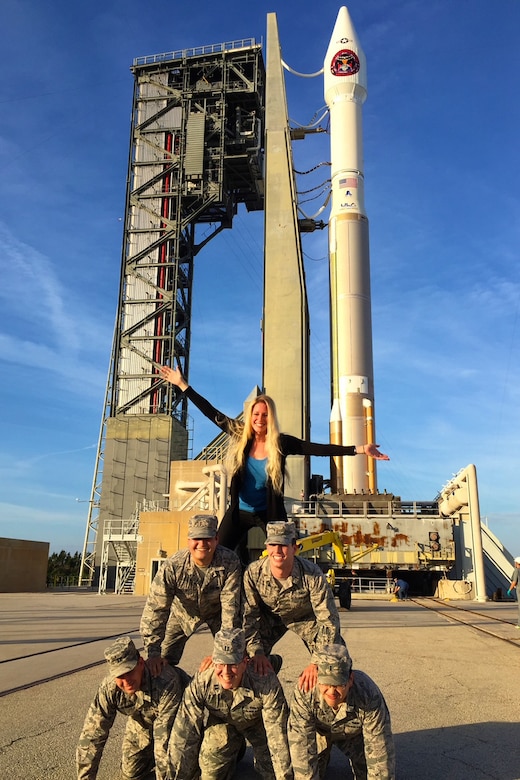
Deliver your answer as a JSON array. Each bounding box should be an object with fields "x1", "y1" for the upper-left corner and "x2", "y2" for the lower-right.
[{"x1": 1, "y1": 0, "x2": 519, "y2": 556}]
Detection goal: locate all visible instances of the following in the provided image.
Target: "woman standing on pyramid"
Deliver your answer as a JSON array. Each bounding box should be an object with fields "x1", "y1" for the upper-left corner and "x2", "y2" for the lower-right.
[{"x1": 160, "y1": 364, "x2": 389, "y2": 562}]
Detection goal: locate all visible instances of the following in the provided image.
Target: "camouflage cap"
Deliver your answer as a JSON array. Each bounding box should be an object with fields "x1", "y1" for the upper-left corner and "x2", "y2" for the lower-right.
[
  {"x1": 316, "y1": 644, "x2": 352, "y2": 686},
  {"x1": 188, "y1": 514, "x2": 218, "y2": 539},
  {"x1": 104, "y1": 636, "x2": 140, "y2": 679},
  {"x1": 265, "y1": 521, "x2": 297, "y2": 546},
  {"x1": 212, "y1": 629, "x2": 246, "y2": 665}
]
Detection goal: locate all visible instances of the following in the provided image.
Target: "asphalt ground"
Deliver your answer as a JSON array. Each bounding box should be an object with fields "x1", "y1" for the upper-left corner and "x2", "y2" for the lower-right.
[{"x1": 0, "y1": 592, "x2": 519, "y2": 779}]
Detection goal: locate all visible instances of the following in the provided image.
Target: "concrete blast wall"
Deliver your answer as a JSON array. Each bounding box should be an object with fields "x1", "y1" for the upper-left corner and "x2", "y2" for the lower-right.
[{"x1": 0, "y1": 537, "x2": 49, "y2": 592}]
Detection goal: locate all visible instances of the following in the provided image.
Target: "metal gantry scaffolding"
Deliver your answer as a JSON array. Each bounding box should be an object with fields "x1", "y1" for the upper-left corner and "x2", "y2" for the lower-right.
[{"x1": 80, "y1": 39, "x2": 265, "y2": 587}]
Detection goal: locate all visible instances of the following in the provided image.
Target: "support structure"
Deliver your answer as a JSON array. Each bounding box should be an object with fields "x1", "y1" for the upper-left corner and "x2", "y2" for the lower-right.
[
  {"x1": 262, "y1": 13, "x2": 310, "y2": 500},
  {"x1": 80, "y1": 39, "x2": 265, "y2": 587},
  {"x1": 438, "y1": 465, "x2": 487, "y2": 602}
]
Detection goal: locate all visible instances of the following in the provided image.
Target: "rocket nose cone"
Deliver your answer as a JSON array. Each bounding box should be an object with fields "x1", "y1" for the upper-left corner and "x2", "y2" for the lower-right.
[
  {"x1": 325, "y1": 5, "x2": 365, "y2": 62},
  {"x1": 324, "y1": 5, "x2": 367, "y2": 96},
  {"x1": 332, "y1": 6, "x2": 356, "y2": 41}
]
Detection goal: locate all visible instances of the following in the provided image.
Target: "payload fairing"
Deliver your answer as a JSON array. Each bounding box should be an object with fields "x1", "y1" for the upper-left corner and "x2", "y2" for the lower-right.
[{"x1": 325, "y1": 7, "x2": 376, "y2": 493}]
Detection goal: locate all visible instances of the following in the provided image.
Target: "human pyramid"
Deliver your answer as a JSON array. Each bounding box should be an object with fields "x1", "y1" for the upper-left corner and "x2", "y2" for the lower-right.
[
  {"x1": 77, "y1": 370, "x2": 394, "y2": 779},
  {"x1": 77, "y1": 514, "x2": 395, "y2": 779}
]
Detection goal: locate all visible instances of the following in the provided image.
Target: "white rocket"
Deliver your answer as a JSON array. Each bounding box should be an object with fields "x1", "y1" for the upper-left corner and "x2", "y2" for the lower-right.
[{"x1": 325, "y1": 7, "x2": 376, "y2": 493}]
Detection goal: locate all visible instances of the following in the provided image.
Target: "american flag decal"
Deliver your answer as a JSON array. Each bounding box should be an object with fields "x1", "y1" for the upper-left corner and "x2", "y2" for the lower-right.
[{"x1": 339, "y1": 177, "x2": 358, "y2": 187}]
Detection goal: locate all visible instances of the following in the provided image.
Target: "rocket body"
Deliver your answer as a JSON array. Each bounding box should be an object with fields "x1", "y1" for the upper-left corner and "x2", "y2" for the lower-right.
[{"x1": 325, "y1": 7, "x2": 375, "y2": 493}]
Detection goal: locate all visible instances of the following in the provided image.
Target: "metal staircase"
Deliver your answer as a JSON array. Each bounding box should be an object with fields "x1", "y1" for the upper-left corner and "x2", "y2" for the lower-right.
[{"x1": 98, "y1": 510, "x2": 140, "y2": 595}]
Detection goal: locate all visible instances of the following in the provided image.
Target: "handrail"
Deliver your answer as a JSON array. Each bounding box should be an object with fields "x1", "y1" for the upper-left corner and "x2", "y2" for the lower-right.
[
  {"x1": 292, "y1": 497, "x2": 441, "y2": 519},
  {"x1": 133, "y1": 38, "x2": 259, "y2": 67}
]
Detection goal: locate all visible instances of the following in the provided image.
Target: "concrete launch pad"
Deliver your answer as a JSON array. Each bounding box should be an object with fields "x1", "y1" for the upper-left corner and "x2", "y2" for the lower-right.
[{"x1": 0, "y1": 592, "x2": 519, "y2": 779}]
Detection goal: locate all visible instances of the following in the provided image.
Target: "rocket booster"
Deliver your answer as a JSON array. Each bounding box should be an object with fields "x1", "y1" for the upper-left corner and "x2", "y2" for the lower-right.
[{"x1": 325, "y1": 7, "x2": 375, "y2": 493}]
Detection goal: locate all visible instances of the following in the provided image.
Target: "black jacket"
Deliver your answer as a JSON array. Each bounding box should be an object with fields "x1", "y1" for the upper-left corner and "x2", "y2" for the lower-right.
[{"x1": 184, "y1": 385, "x2": 357, "y2": 521}]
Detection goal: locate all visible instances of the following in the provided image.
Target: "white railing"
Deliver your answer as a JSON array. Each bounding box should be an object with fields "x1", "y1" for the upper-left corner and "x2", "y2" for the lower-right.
[
  {"x1": 102, "y1": 517, "x2": 140, "y2": 538},
  {"x1": 133, "y1": 38, "x2": 259, "y2": 67},
  {"x1": 349, "y1": 576, "x2": 393, "y2": 595},
  {"x1": 290, "y1": 497, "x2": 440, "y2": 519},
  {"x1": 170, "y1": 465, "x2": 228, "y2": 518},
  {"x1": 140, "y1": 498, "x2": 170, "y2": 512}
]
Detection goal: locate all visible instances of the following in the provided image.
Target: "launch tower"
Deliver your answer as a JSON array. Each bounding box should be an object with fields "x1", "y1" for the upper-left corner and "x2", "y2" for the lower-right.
[{"x1": 79, "y1": 40, "x2": 265, "y2": 585}]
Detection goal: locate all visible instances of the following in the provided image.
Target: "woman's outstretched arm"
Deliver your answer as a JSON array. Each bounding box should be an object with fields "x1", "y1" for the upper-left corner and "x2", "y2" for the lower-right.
[{"x1": 160, "y1": 364, "x2": 188, "y2": 392}]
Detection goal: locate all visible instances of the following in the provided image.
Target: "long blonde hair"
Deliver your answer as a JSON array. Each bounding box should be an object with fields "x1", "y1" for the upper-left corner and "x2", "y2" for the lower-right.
[{"x1": 226, "y1": 394, "x2": 285, "y2": 494}]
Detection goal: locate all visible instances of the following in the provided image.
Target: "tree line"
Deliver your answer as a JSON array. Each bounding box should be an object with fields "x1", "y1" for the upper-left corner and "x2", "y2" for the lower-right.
[{"x1": 47, "y1": 550, "x2": 81, "y2": 586}]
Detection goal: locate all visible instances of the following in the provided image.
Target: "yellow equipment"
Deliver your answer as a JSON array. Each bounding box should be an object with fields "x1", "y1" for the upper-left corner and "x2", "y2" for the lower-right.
[
  {"x1": 261, "y1": 531, "x2": 379, "y2": 608},
  {"x1": 262, "y1": 530, "x2": 379, "y2": 571},
  {"x1": 295, "y1": 531, "x2": 349, "y2": 564}
]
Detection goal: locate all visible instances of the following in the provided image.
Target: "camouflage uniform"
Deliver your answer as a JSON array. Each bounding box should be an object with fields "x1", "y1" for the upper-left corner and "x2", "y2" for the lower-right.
[
  {"x1": 243, "y1": 554, "x2": 344, "y2": 660},
  {"x1": 288, "y1": 670, "x2": 395, "y2": 780},
  {"x1": 140, "y1": 545, "x2": 242, "y2": 664},
  {"x1": 76, "y1": 643, "x2": 188, "y2": 780},
  {"x1": 168, "y1": 665, "x2": 291, "y2": 780}
]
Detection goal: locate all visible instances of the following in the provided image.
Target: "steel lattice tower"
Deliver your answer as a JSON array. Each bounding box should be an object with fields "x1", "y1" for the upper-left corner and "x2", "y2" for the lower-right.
[{"x1": 80, "y1": 40, "x2": 265, "y2": 586}]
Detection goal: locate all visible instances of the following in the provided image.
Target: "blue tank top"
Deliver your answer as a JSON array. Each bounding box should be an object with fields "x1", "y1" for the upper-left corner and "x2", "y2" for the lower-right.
[{"x1": 239, "y1": 457, "x2": 268, "y2": 512}]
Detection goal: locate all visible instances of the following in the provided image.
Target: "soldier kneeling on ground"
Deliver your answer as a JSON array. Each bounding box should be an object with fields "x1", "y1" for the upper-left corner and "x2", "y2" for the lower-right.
[
  {"x1": 288, "y1": 644, "x2": 395, "y2": 780},
  {"x1": 76, "y1": 636, "x2": 188, "y2": 780},
  {"x1": 168, "y1": 628, "x2": 292, "y2": 780}
]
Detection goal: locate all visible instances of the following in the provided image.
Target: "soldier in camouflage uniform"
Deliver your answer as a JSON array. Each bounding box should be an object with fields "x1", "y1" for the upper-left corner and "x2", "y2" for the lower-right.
[
  {"x1": 140, "y1": 515, "x2": 242, "y2": 676},
  {"x1": 168, "y1": 629, "x2": 292, "y2": 780},
  {"x1": 76, "y1": 636, "x2": 188, "y2": 780},
  {"x1": 288, "y1": 644, "x2": 395, "y2": 780},
  {"x1": 243, "y1": 521, "x2": 346, "y2": 690}
]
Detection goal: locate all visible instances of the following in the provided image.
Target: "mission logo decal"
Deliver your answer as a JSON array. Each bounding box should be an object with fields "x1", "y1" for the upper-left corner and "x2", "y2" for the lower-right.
[{"x1": 330, "y1": 49, "x2": 360, "y2": 76}]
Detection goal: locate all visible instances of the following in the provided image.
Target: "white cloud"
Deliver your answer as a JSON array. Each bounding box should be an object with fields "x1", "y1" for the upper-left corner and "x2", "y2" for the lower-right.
[
  {"x1": 0, "y1": 222, "x2": 80, "y2": 351},
  {"x1": 0, "y1": 222, "x2": 112, "y2": 394}
]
